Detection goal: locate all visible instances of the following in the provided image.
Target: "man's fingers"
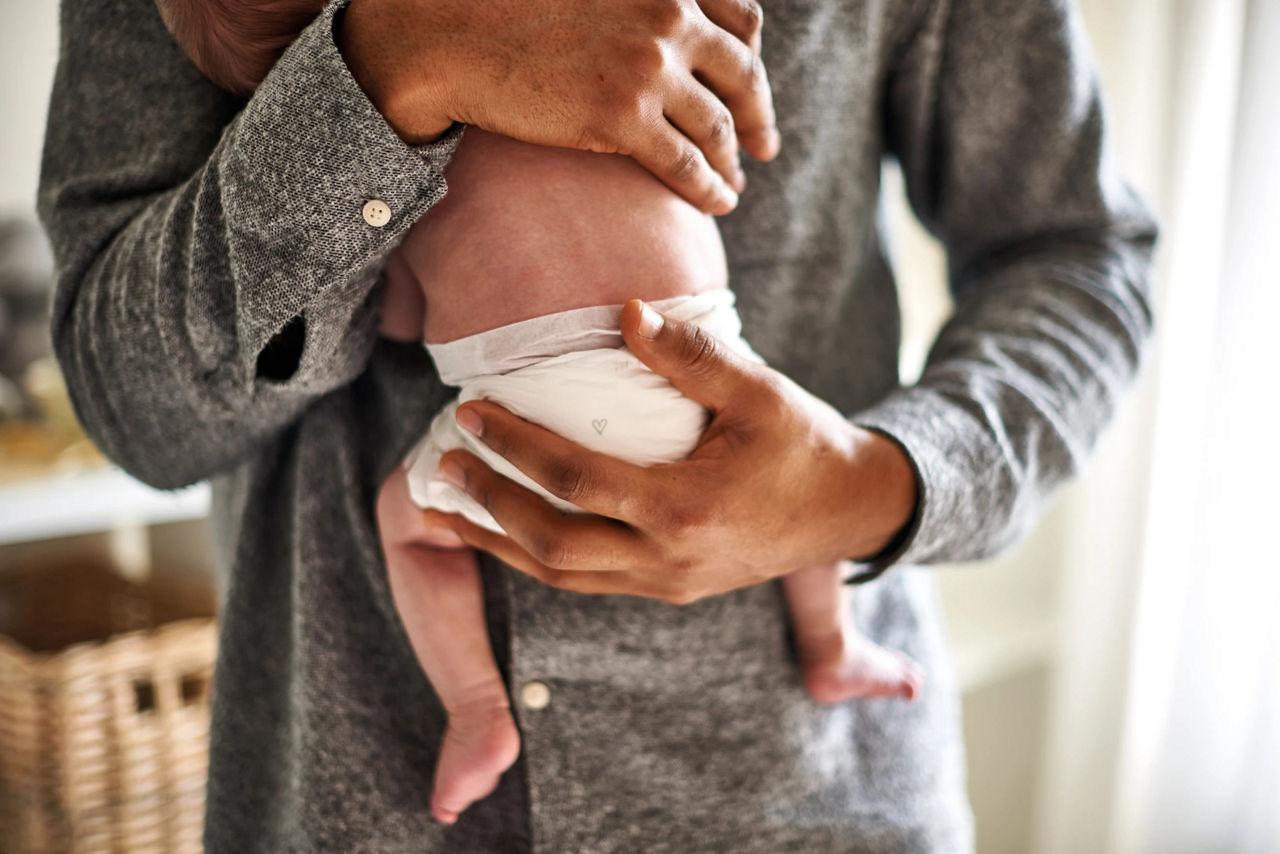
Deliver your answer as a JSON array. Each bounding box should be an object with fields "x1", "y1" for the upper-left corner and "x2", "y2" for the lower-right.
[
  {"x1": 424, "y1": 510, "x2": 570, "y2": 584},
  {"x1": 619, "y1": 299, "x2": 764, "y2": 412},
  {"x1": 452, "y1": 400, "x2": 657, "y2": 520},
  {"x1": 424, "y1": 510, "x2": 663, "y2": 597},
  {"x1": 665, "y1": 82, "x2": 744, "y2": 192},
  {"x1": 696, "y1": 0, "x2": 763, "y2": 55},
  {"x1": 438, "y1": 449, "x2": 649, "y2": 571},
  {"x1": 689, "y1": 26, "x2": 780, "y2": 162},
  {"x1": 627, "y1": 117, "x2": 739, "y2": 214}
]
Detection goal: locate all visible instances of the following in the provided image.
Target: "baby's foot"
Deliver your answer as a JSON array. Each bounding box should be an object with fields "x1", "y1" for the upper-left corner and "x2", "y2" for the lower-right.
[
  {"x1": 799, "y1": 631, "x2": 924, "y2": 705},
  {"x1": 431, "y1": 695, "x2": 522, "y2": 824}
]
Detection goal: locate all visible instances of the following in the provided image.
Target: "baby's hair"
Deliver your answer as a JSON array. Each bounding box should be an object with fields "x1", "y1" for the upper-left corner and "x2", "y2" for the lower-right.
[{"x1": 156, "y1": 0, "x2": 324, "y2": 96}]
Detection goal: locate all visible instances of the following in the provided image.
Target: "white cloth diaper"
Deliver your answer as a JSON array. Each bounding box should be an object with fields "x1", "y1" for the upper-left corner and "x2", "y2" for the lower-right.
[{"x1": 403, "y1": 290, "x2": 761, "y2": 533}]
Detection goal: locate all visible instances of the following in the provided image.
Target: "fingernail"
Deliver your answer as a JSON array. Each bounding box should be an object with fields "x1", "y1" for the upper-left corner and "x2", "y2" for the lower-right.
[
  {"x1": 637, "y1": 302, "x2": 664, "y2": 339},
  {"x1": 455, "y1": 407, "x2": 483, "y2": 437},
  {"x1": 718, "y1": 181, "x2": 739, "y2": 211},
  {"x1": 440, "y1": 460, "x2": 466, "y2": 490},
  {"x1": 733, "y1": 166, "x2": 747, "y2": 192}
]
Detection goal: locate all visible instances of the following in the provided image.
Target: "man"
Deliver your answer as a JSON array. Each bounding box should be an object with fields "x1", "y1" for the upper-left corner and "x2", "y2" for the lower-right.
[{"x1": 38, "y1": 0, "x2": 1155, "y2": 849}]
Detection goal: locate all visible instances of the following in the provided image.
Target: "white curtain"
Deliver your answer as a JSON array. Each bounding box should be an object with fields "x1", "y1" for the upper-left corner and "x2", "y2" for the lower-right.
[{"x1": 1038, "y1": 1, "x2": 1280, "y2": 852}]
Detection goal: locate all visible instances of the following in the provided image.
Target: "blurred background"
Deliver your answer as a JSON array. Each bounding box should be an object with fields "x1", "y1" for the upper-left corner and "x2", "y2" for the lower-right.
[{"x1": 1, "y1": 1, "x2": 1276, "y2": 852}]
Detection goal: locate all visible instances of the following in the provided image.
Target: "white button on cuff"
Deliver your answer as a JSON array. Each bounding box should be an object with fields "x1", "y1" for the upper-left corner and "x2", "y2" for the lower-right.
[
  {"x1": 362, "y1": 199, "x2": 391, "y2": 227},
  {"x1": 520, "y1": 680, "x2": 551, "y2": 710}
]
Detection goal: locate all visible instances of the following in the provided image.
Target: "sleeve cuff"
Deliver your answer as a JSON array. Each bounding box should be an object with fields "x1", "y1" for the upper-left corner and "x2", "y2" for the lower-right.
[
  {"x1": 413, "y1": 123, "x2": 467, "y2": 171},
  {"x1": 223, "y1": 0, "x2": 461, "y2": 383},
  {"x1": 846, "y1": 383, "x2": 1012, "y2": 579},
  {"x1": 842, "y1": 424, "x2": 925, "y2": 583}
]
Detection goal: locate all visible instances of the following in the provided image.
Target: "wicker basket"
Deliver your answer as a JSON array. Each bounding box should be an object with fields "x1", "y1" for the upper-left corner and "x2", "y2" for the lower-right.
[{"x1": 0, "y1": 618, "x2": 217, "y2": 854}]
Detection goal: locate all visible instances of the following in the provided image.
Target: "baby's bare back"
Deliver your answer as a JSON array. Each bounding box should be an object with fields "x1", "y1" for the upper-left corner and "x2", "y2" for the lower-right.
[{"x1": 396, "y1": 130, "x2": 729, "y2": 343}]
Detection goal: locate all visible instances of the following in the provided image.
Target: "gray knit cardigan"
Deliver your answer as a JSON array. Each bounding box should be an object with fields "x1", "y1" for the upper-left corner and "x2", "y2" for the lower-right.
[{"x1": 38, "y1": 0, "x2": 1155, "y2": 849}]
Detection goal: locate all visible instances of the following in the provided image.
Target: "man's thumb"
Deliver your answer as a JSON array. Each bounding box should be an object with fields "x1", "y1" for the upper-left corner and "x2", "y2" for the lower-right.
[{"x1": 620, "y1": 299, "x2": 753, "y2": 411}]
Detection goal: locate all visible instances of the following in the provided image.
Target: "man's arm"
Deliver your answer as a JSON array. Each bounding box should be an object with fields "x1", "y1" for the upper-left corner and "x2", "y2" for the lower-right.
[
  {"x1": 850, "y1": 0, "x2": 1158, "y2": 578},
  {"x1": 40, "y1": 0, "x2": 777, "y2": 490},
  {"x1": 39, "y1": 0, "x2": 458, "y2": 488}
]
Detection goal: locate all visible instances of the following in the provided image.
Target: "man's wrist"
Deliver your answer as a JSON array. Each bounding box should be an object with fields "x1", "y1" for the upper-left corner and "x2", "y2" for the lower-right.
[
  {"x1": 845, "y1": 427, "x2": 920, "y2": 563},
  {"x1": 336, "y1": 0, "x2": 455, "y2": 144}
]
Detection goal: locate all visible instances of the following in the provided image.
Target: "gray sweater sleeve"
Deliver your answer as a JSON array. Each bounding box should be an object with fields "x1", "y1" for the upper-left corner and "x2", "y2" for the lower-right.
[
  {"x1": 37, "y1": 0, "x2": 459, "y2": 489},
  {"x1": 851, "y1": 0, "x2": 1157, "y2": 576}
]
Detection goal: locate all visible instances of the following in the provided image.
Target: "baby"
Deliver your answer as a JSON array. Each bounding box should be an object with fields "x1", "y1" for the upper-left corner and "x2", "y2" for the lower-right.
[{"x1": 158, "y1": 0, "x2": 923, "y2": 825}]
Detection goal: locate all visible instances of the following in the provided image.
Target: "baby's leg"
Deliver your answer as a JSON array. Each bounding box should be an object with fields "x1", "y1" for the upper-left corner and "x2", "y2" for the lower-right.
[
  {"x1": 782, "y1": 563, "x2": 924, "y2": 703},
  {"x1": 379, "y1": 469, "x2": 520, "y2": 823}
]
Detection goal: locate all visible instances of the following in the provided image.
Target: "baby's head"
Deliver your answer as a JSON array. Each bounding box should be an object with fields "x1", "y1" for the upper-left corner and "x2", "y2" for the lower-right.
[{"x1": 156, "y1": 0, "x2": 323, "y2": 95}]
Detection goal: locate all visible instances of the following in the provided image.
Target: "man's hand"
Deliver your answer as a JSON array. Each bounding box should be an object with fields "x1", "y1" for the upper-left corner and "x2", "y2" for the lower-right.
[
  {"x1": 338, "y1": 0, "x2": 780, "y2": 214},
  {"x1": 423, "y1": 300, "x2": 919, "y2": 605}
]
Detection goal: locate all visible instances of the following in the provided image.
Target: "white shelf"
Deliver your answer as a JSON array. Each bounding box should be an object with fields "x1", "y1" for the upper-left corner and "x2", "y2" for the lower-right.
[{"x1": 0, "y1": 468, "x2": 210, "y2": 546}]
